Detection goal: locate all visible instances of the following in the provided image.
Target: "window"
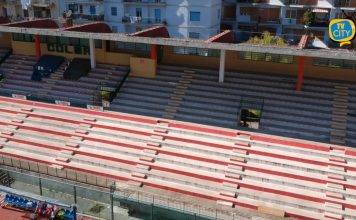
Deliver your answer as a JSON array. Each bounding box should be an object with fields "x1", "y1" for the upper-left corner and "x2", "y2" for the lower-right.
[
  {"x1": 136, "y1": 8, "x2": 142, "y2": 17},
  {"x1": 190, "y1": 11, "x2": 201, "y2": 21},
  {"x1": 111, "y1": 7, "x2": 117, "y2": 16},
  {"x1": 111, "y1": 26, "x2": 118, "y2": 33},
  {"x1": 95, "y1": 40, "x2": 102, "y2": 49},
  {"x1": 172, "y1": 47, "x2": 220, "y2": 57},
  {"x1": 68, "y1": 37, "x2": 79, "y2": 46},
  {"x1": 313, "y1": 58, "x2": 356, "y2": 70},
  {"x1": 68, "y1": 4, "x2": 78, "y2": 13},
  {"x1": 154, "y1": 8, "x2": 161, "y2": 23},
  {"x1": 239, "y1": 52, "x2": 294, "y2": 64},
  {"x1": 79, "y1": 5, "x2": 83, "y2": 14},
  {"x1": 189, "y1": 32, "x2": 200, "y2": 39},
  {"x1": 47, "y1": 36, "x2": 58, "y2": 44},
  {"x1": 80, "y1": 38, "x2": 89, "y2": 47},
  {"x1": 59, "y1": 37, "x2": 70, "y2": 45},
  {"x1": 90, "y1": 6, "x2": 96, "y2": 15}
]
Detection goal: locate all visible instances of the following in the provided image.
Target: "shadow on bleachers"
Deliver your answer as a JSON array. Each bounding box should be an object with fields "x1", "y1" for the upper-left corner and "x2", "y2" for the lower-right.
[
  {"x1": 31, "y1": 55, "x2": 65, "y2": 81},
  {"x1": 0, "y1": 54, "x2": 128, "y2": 108}
]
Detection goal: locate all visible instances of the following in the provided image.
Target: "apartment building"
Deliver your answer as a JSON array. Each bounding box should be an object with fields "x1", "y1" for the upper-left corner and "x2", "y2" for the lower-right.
[
  {"x1": 0, "y1": 0, "x2": 62, "y2": 20},
  {"x1": 222, "y1": 0, "x2": 356, "y2": 44},
  {"x1": 63, "y1": 0, "x2": 104, "y2": 23},
  {"x1": 104, "y1": 0, "x2": 222, "y2": 39}
]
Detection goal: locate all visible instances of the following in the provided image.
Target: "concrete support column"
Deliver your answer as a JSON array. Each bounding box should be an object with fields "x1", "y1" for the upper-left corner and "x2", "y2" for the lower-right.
[
  {"x1": 279, "y1": 7, "x2": 286, "y2": 19},
  {"x1": 296, "y1": 56, "x2": 305, "y2": 91},
  {"x1": 150, "y1": 44, "x2": 158, "y2": 61},
  {"x1": 323, "y1": 29, "x2": 330, "y2": 44},
  {"x1": 89, "y1": 38, "x2": 96, "y2": 69},
  {"x1": 219, "y1": 49, "x2": 226, "y2": 83},
  {"x1": 330, "y1": 8, "x2": 336, "y2": 20},
  {"x1": 34, "y1": 35, "x2": 41, "y2": 61}
]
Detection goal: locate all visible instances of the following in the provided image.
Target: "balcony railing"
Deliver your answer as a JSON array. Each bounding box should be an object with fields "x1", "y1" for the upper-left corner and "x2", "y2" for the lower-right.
[
  {"x1": 237, "y1": 15, "x2": 251, "y2": 23},
  {"x1": 284, "y1": 0, "x2": 317, "y2": 5},
  {"x1": 32, "y1": 0, "x2": 51, "y2": 6},
  {"x1": 122, "y1": 16, "x2": 166, "y2": 25},
  {"x1": 281, "y1": 18, "x2": 297, "y2": 25},
  {"x1": 335, "y1": 0, "x2": 355, "y2": 7},
  {"x1": 310, "y1": 20, "x2": 329, "y2": 27},
  {"x1": 72, "y1": 14, "x2": 104, "y2": 21},
  {"x1": 236, "y1": 0, "x2": 269, "y2": 3},
  {"x1": 123, "y1": 0, "x2": 166, "y2": 3}
]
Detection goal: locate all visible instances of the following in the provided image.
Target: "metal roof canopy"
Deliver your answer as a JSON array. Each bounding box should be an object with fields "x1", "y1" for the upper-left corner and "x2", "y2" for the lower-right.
[
  {"x1": 130, "y1": 26, "x2": 170, "y2": 38},
  {"x1": 0, "y1": 25, "x2": 356, "y2": 60},
  {"x1": 205, "y1": 30, "x2": 235, "y2": 43}
]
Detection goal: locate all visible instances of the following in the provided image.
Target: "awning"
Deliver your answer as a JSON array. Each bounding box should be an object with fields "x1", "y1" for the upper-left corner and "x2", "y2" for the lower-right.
[{"x1": 312, "y1": 8, "x2": 329, "y2": 13}]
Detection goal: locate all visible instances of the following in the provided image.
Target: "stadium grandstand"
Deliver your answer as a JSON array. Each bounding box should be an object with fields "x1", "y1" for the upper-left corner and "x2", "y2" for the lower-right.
[{"x1": 0, "y1": 17, "x2": 355, "y2": 220}]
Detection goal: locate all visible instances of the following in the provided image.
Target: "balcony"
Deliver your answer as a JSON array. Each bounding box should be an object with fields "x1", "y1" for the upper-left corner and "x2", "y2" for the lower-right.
[
  {"x1": 236, "y1": 0, "x2": 269, "y2": 3},
  {"x1": 335, "y1": 0, "x2": 356, "y2": 7},
  {"x1": 72, "y1": 14, "x2": 104, "y2": 22},
  {"x1": 122, "y1": 16, "x2": 166, "y2": 25},
  {"x1": 284, "y1": 0, "x2": 318, "y2": 5},
  {"x1": 310, "y1": 19, "x2": 329, "y2": 27},
  {"x1": 123, "y1": 0, "x2": 166, "y2": 4},
  {"x1": 237, "y1": 15, "x2": 251, "y2": 23},
  {"x1": 281, "y1": 18, "x2": 297, "y2": 25},
  {"x1": 32, "y1": 0, "x2": 52, "y2": 7}
]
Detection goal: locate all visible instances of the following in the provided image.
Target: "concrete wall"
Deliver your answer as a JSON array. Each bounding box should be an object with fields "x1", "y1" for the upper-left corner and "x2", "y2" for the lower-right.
[
  {"x1": 161, "y1": 46, "x2": 356, "y2": 82},
  {"x1": 9, "y1": 40, "x2": 356, "y2": 82},
  {"x1": 130, "y1": 57, "x2": 157, "y2": 78},
  {"x1": 0, "y1": 33, "x2": 12, "y2": 48},
  {"x1": 11, "y1": 40, "x2": 132, "y2": 66}
]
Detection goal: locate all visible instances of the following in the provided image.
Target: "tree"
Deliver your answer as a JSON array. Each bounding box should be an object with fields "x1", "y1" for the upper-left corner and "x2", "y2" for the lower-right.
[{"x1": 302, "y1": 10, "x2": 315, "y2": 27}]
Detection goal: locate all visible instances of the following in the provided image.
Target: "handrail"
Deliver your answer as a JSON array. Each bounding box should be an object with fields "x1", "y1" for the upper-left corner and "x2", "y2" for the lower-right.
[
  {"x1": 109, "y1": 67, "x2": 130, "y2": 102},
  {"x1": 0, "y1": 48, "x2": 12, "y2": 65}
]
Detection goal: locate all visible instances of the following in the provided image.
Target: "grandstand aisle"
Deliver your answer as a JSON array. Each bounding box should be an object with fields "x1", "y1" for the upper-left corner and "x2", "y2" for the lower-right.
[{"x1": 347, "y1": 84, "x2": 356, "y2": 147}]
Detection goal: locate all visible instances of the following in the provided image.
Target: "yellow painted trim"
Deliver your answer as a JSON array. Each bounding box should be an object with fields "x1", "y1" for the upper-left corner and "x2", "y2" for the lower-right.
[{"x1": 329, "y1": 19, "x2": 356, "y2": 43}]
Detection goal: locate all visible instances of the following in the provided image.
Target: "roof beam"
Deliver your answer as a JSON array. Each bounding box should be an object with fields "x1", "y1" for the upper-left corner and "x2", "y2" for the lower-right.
[
  {"x1": 4, "y1": 18, "x2": 58, "y2": 29},
  {"x1": 64, "y1": 22, "x2": 112, "y2": 33},
  {"x1": 130, "y1": 26, "x2": 170, "y2": 38},
  {"x1": 205, "y1": 30, "x2": 234, "y2": 44},
  {"x1": 0, "y1": 17, "x2": 10, "y2": 25},
  {"x1": 0, "y1": 25, "x2": 355, "y2": 60}
]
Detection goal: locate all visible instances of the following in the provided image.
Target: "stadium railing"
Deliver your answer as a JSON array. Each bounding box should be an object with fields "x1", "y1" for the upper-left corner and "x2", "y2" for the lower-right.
[
  {"x1": 0, "y1": 48, "x2": 12, "y2": 65},
  {"x1": 109, "y1": 68, "x2": 131, "y2": 102},
  {"x1": 0, "y1": 90, "x2": 89, "y2": 109}
]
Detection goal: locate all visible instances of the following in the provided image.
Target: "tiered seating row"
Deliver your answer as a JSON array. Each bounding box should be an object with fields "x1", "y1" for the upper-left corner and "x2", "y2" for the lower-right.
[
  {"x1": 0, "y1": 54, "x2": 128, "y2": 106},
  {"x1": 347, "y1": 85, "x2": 356, "y2": 147},
  {"x1": 0, "y1": 96, "x2": 355, "y2": 220},
  {"x1": 111, "y1": 65, "x2": 345, "y2": 145}
]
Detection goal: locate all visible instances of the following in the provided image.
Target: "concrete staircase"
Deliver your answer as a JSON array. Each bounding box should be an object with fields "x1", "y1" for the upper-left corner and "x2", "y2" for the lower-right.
[
  {"x1": 330, "y1": 85, "x2": 349, "y2": 145},
  {"x1": 163, "y1": 70, "x2": 194, "y2": 119},
  {"x1": 0, "y1": 170, "x2": 14, "y2": 187},
  {"x1": 324, "y1": 146, "x2": 348, "y2": 220},
  {"x1": 50, "y1": 61, "x2": 67, "y2": 80}
]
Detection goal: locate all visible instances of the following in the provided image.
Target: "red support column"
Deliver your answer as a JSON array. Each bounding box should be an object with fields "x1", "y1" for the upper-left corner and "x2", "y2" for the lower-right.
[
  {"x1": 296, "y1": 56, "x2": 305, "y2": 91},
  {"x1": 150, "y1": 44, "x2": 157, "y2": 61},
  {"x1": 34, "y1": 35, "x2": 41, "y2": 61}
]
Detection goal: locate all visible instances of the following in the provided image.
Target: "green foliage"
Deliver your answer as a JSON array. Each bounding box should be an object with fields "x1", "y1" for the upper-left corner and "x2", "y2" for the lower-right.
[
  {"x1": 302, "y1": 10, "x2": 315, "y2": 26},
  {"x1": 89, "y1": 204, "x2": 105, "y2": 214},
  {"x1": 247, "y1": 31, "x2": 287, "y2": 46}
]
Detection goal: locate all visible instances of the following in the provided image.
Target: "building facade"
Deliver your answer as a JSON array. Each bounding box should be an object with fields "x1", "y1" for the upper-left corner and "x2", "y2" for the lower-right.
[
  {"x1": 221, "y1": 0, "x2": 356, "y2": 44},
  {"x1": 0, "y1": 0, "x2": 62, "y2": 21},
  {"x1": 104, "y1": 0, "x2": 222, "y2": 39},
  {"x1": 63, "y1": 0, "x2": 104, "y2": 24}
]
